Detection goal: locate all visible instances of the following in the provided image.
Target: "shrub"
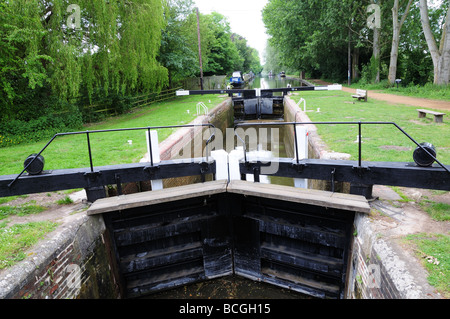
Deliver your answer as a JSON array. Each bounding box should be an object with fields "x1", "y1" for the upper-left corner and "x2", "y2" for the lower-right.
[{"x1": 0, "y1": 110, "x2": 83, "y2": 147}]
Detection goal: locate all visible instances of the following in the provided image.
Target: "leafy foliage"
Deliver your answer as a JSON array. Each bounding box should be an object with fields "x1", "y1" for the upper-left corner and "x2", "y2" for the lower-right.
[
  {"x1": 0, "y1": 0, "x2": 262, "y2": 136},
  {"x1": 0, "y1": 0, "x2": 168, "y2": 124},
  {"x1": 262, "y1": 0, "x2": 449, "y2": 84},
  {"x1": 232, "y1": 34, "x2": 263, "y2": 75},
  {"x1": 159, "y1": 0, "x2": 199, "y2": 85},
  {"x1": 160, "y1": 1, "x2": 262, "y2": 83},
  {"x1": 262, "y1": 0, "x2": 362, "y2": 80}
]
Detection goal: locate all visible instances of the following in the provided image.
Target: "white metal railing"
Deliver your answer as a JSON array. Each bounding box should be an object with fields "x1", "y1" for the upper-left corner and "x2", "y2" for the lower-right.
[{"x1": 196, "y1": 102, "x2": 209, "y2": 116}]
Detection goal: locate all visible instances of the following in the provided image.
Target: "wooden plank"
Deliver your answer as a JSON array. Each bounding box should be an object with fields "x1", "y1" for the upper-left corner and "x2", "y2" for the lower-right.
[
  {"x1": 417, "y1": 109, "x2": 446, "y2": 123},
  {"x1": 261, "y1": 263, "x2": 340, "y2": 297},
  {"x1": 240, "y1": 159, "x2": 450, "y2": 191},
  {"x1": 261, "y1": 243, "x2": 342, "y2": 277},
  {"x1": 87, "y1": 180, "x2": 228, "y2": 215},
  {"x1": 352, "y1": 89, "x2": 367, "y2": 101},
  {"x1": 1, "y1": 159, "x2": 216, "y2": 198},
  {"x1": 113, "y1": 216, "x2": 206, "y2": 247},
  {"x1": 88, "y1": 179, "x2": 370, "y2": 216},
  {"x1": 258, "y1": 219, "x2": 348, "y2": 249},
  {"x1": 120, "y1": 243, "x2": 203, "y2": 274},
  {"x1": 227, "y1": 180, "x2": 370, "y2": 214},
  {"x1": 125, "y1": 260, "x2": 205, "y2": 298}
]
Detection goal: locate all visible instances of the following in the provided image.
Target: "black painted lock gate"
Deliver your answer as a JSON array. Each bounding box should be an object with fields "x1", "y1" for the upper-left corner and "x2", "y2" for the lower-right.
[{"x1": 88, "y1": 180, "x2": 370, "y2": 299}]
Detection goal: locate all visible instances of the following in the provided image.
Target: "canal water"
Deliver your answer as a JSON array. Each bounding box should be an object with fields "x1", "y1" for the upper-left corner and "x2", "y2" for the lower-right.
[
  {"x1": 146, "y1": 275, "x2": 312, "y2": 299},
  {"x1": 247, "y1": 75, "x2": 306, "y2": 91},
  {"x1": 144, "y1": 76, "x2": 311, "y2": 300},
  {"x1": 236, "y1": 75, "x2": 306, "y2": 187}
]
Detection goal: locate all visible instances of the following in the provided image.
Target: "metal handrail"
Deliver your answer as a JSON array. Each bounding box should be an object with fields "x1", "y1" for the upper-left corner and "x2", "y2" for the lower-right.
[
  {"x1": 8, "y1": 124, "x2": 216, "y2": 188},
  {"x1": 234, "y1": 121, "x2": 450, "y2": 174}
]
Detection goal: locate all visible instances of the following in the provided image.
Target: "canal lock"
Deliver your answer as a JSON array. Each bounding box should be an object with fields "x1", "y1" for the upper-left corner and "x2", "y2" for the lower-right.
[
  {"x1": 95, "y1": 87, "x2": 359, "y2": 300},
  {"x1": 0, "y1": 78, "x2": 367, "y2": 300}
]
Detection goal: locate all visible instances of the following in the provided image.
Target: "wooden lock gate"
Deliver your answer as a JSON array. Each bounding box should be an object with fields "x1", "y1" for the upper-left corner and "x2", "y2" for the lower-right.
[{"x1": 88, "y1": 180, "x2": 370, "y2": 299}]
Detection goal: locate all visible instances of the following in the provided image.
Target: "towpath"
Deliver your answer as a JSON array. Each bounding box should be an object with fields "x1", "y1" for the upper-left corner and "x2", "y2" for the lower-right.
[{"x1": 312, "y1": 79, "x2": 450, "y2": 111}]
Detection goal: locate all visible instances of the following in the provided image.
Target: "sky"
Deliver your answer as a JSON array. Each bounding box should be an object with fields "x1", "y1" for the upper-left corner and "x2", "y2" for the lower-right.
[
  {"x1": 193, "y1": 0, "x2": 269, "y2": 64},
  {"x1": 192, "y1": 0, "x2": 445, "y2": 65}
]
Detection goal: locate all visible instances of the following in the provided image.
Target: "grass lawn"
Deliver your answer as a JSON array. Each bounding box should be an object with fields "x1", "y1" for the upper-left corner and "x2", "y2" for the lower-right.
[
  {"x1": 405, "y1": 233, "x2": 450, "y2": 298},
  {"x1": 0, "y1": 221, "x2": 59, "y2": 269},
  {"x1": 293, "y1": 90, "x2": 450, "y2": 164},
  {"x1": 0, "y1": 94, "x2": 227, "y2": 176},
  {"x1": 419, "y1": 200, "x2": 450, "y2": 221},
  {"x1": 0, "y1": 94, "x2": 226, "y2": 270},
  {"x1": 294, "y1": 90, "x2": 449, "y2": 297},
  {"x1": 346, "y1": 82, "x2": 450, "y2": 101}
]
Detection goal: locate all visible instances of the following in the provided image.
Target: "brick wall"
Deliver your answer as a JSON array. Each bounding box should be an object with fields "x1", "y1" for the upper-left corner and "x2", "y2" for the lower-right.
[
  {"x1": 1, "y1": 215, "x2": 120, "y2": 299},
  {"x1": 345, "y1": 213, "x2": 425, "y2": 299},
  {"x1": 25, "y1": 242, "x2": 80, "y2": 299},
  {"x1": 349, "y1": 235, "x2": 401, "y2": 299}
]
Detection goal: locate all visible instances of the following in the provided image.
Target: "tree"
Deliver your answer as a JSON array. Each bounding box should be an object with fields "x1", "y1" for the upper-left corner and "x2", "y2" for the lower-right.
[
  {"x1": 0, "y1": 2, "x2": 49, "y2": 122},
  {"x1": 202, "y1": 12, "x2": 242, "y2": 76},
  {"x1": 388, "y1": 0, "x2": 414, "y2": 85},
  {"x1": 263, "y1": 41, "x2": 285, "y2": 75},
  {"x1": 249, "y1": 48, "x2": 263, "y2": 75},
  {"x1": 368, "y1": 2, "x2": 382, "y2": 83},
  {"x1": 1, "y1": 0, "x2": 169, "y2": 122},
  {"x1": 397, "y1": 2, "x2": 435, "y2": 85},
  {"x1": 263, "y1": 0, "x2": 371, "y2": 82},
  {"x1": 159, "y1": 0, "x2": 199, "y2": 86},
  {"x1": 232, "y1": 34, "x2": 263, "y2": 74},
  {"x1": 419, "y1": 0, "x2": 450, "y2": 85}
]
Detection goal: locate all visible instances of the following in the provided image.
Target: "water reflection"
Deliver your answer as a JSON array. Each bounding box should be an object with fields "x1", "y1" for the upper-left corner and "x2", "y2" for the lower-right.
[
  {"x1": 146, "y1": 275, "x2": 312, "y2": 299},
  {"x1": 247, "y1": 76, "x2": 305, "y2": 91}
]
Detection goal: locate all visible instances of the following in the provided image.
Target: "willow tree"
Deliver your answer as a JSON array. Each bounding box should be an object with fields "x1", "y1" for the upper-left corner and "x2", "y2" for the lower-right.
[
  {"x1": 0, "y1": 1, "x2": 52, "y2": 116},
  {"x1": 2, "y1": 0, "x2": 168, "y2": 107}
]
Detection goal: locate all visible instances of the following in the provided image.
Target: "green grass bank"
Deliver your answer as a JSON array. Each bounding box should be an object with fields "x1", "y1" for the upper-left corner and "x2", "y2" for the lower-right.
[
  {"x1": 0, "y1": 94, "x2": 227, "y2": 176},
  {"x1": 292, "y1": 90, "x2": 449, "y2": 165}
]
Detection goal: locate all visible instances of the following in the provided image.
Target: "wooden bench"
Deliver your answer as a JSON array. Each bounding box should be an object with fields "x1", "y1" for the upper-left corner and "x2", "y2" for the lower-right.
[
  {"x1": 352, "y1": 89, "x2": 367, "y2": 102},
  {"x1": 417, "y1": 109, "x2": 446, "y2": 123}
]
